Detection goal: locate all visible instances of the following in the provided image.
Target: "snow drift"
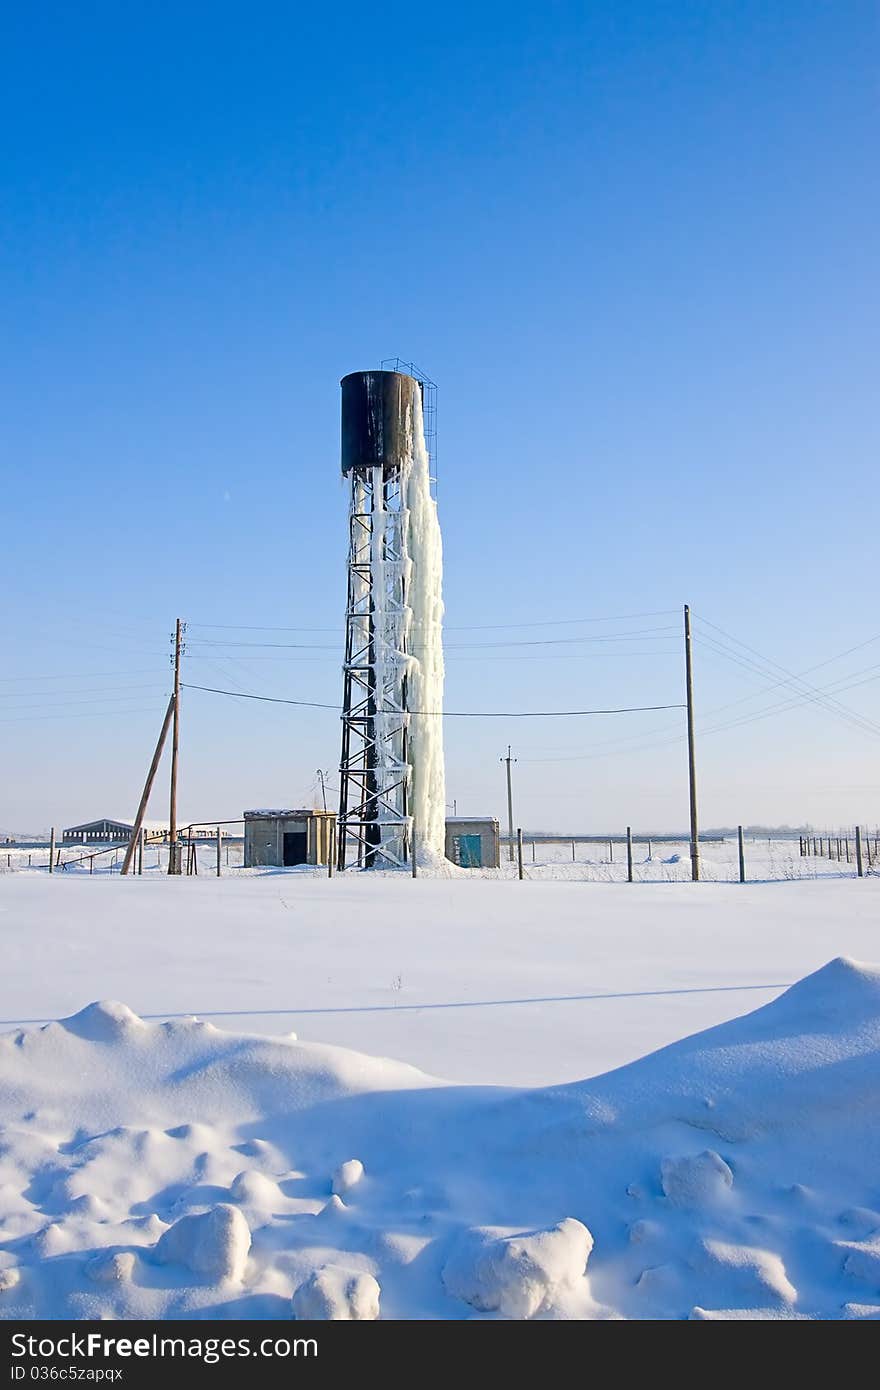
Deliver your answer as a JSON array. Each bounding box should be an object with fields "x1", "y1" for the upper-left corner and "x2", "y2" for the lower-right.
[{"x1": 1, "y1": 958, "x2": 880, "y2": 1320}]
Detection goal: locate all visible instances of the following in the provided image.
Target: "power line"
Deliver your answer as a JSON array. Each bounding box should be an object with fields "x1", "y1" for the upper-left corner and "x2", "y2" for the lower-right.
[
  {"x1": 186, "y1": 609, "x2": 679, "y2": 635},
  {"x1": 184, "y1": 626, "x2": 679, "y2": 652},
  {"x1": 521, "y1": 637, "x2": 880, "y2": 764},
  {"x1": 0, "y1": 705, "x2": 161, "y2": 725},
  {"x1": 182, "y1": 649, "x2": 678, "y2": 665},
  {"x1": 0, "y1": 683, "x2": 165, "y2": 704},
  {"x1": 181, "y1": 682, "x2": 686, "y2": 719},
  {"x1": 0, "y1": 668, "x2": 160, "y2": 684},
  {"x1": 695, "y1": 614, "x2": 880, "y2": 729},
  {"x1": 693, "y1": 623, "x2": 880, "y2": 739},
  {"x1": 698, "y1": 663, "x2": 880, "y2": 739}
]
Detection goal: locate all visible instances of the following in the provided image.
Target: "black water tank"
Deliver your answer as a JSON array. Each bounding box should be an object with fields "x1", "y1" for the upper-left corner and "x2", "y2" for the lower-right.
[{"x1": 340, "y1": 370, "x2": 419, "y2": 476}]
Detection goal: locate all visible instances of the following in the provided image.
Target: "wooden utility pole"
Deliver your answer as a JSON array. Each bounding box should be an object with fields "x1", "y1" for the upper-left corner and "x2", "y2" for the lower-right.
[
  {"x1": 168, "y1": 619, "x2": 183, "y2": 874},
  {"x1": 122, "y1": 695, "x2": 175, "y2": 874},
  {"x1": 684, "y1": 605, "x2": 700, "y2": 882},
  {"x1": 501, "y1": 746, "x2": 516, "y2": 862}
]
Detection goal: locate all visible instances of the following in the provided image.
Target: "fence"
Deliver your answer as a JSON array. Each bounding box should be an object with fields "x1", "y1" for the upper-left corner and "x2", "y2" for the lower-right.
[{"x1": 2, "y1": 827, "x2": 877, "y2": 883}]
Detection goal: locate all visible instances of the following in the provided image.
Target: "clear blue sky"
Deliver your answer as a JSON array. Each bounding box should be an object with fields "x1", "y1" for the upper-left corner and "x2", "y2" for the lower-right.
[{"x1": 1, "y1": 1, "x2": 877, "y2": 833}]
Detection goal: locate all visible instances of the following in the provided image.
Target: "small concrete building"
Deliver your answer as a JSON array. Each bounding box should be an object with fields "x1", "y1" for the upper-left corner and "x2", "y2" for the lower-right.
[
  {"x1": 445, "y1": 817, "x2": 500, "y2": 869},
  {"x1": 244, "y1": 810, "x2": 336, "y2": 868}
]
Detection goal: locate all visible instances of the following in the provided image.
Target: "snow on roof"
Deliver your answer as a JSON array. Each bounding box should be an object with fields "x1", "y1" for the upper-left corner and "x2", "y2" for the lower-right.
[
  {"x1": 64, "y1": 817, "x2": 174, "y2": 834},
  {"x1": 64, "y1": 817, "x2": 134, "y2": 832}
]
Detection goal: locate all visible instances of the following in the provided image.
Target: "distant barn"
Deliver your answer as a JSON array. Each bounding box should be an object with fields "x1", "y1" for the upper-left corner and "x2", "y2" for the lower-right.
[{"x1": 63, "y1": 818, "x2": 133, "y2": 845}]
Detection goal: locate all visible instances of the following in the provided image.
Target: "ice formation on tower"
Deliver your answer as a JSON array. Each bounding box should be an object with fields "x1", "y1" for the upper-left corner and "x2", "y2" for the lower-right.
[{"x1": 338, "y1": 370, "x2": 446, "y2": 867}]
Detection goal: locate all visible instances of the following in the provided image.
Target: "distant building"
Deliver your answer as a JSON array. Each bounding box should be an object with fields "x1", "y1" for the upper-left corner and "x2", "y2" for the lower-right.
[
  {"x1": 63, "y1": 818, "x2": 133, "y2": 844},
  {"x1": 445, "y1": 817, "x2": 500, "y2": 868},
  {"x1": 243, "y1": 810, "x2": 336, "y2": 867},
  {"x1": 62, "y1": 818, "x2": 172, "y2": 845}
]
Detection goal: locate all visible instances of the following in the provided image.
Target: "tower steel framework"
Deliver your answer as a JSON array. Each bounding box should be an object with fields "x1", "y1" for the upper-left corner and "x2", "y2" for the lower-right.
[{"x1": 337, "y1": 369, "x2": 433, "y2": 869}]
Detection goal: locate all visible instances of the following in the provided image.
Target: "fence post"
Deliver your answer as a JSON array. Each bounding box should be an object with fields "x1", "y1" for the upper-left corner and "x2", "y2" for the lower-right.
[
  {"x1": 608, "y1": 838, "x2": 613, "y2": 863},
  {"x1": 328, "y1": 821, "x2": 335, "y2": 878},
  {"x1": 647, "y1": 838, "x2": 652, "y2": 860},
  {"x1": 411, "y1": 821, "x2": 418, "y2": 878},
  {"x1": 571, "y1": 840, "x2": 575, "y2": 862},
  {"x1": 856, "y1": 826, "x2": 864, "y2": 878},
  {"x1": 216, "y1": 827, "x2": 222, "y2": 877},
  {"x1": 626, "y1": 826, "x2": 633, "y2": 883},
  {"x1": 517, "y1": 828, "x2": 524, "y2": 880},
  {"x1": 531, "y1": 840, "x2": 536, "y2": 863},
  {"x1": 738, "y1": 825, "x2": 746, "y2": 883},
  {"x1": 49, "y1": 827, "x2": 55, "y2": 873}
]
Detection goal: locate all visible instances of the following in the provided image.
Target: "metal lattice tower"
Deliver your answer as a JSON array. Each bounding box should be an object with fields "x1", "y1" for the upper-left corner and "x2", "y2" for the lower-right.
[{"x1": 337, "y1": 370, "x2": 423, "y2": 869}]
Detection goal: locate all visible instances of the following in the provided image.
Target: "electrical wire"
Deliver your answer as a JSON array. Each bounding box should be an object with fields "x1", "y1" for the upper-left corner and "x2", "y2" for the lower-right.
[
  {"x1": 184, "y1": 626, "x2": 679, "y2": 653},
  {"x1": 187, "y1": 609, "x2": 679, "y2": 635},
  {"x1": 694, "y1": 615, "x2": 880, "y2": 731},
  {"x1": 0, "y1": 683, "x2": 165, "y2": 704},
  {"x1": 0, "y1": 668, "x2": 161, "y2": 684},
  {"x1": 181, "y1": 682, "x2": 686, "y2": 718},
  {"x1": 0, "y1": 705, "x2": 161, "y2": 725},
  {"x1": 693, "y1": 625, "x2": 880, "y2": 739}
]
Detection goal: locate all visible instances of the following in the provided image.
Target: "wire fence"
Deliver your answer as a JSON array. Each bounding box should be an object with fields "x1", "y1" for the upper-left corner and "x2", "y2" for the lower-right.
[{"x1": 2, "y1": 829, "x2": 878, "y2": 883}]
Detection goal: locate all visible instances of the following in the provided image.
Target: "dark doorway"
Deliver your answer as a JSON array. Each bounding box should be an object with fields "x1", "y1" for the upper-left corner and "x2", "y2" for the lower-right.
[{"x1": 283, "y1": 831, "x2": 308, "y2": 866}]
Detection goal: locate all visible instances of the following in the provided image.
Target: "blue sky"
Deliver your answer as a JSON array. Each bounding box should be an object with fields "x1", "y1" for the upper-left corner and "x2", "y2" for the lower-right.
[{"x1": 1, "y1": 1, "x2": 878, "y2": 833}]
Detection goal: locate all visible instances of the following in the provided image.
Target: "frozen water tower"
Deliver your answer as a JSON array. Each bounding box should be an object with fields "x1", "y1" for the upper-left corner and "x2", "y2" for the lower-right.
[{"x1": 336, "y1": 368, "x2": 446, "y2": 869}]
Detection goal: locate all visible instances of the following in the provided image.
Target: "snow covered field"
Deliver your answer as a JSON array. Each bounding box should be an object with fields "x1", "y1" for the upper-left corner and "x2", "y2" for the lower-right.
[
  {"x1": 1, "y1": 865, "x2": 879, "y2": 1319},
  {"x1": 0, "y1": 859, "x2": 877, "y2": 1084}
]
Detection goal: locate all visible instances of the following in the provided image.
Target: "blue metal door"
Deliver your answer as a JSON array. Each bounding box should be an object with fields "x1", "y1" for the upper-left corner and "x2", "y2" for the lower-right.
[{"x1": 457, "y1": 834, "x2": 482, "y2": 868}]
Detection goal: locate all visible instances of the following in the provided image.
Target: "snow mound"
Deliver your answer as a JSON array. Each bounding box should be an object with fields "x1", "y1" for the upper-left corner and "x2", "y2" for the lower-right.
[
  {"x1": 3, "y1": 957, "x2": 880, "y2": 1319},
  {"x1": 86, "y1": 1250, "x2": 136, "y2": 1284},
  {"x1": 660, "y1": 1150, "x2": 733, "y2": 1207},
  {"x1": 60, "y1": 1000, "x2": 146, "y2": 1042},
  {"x1": 156, "y1": 1204, "x2": 251, "y2": 1282},
  {"x1": 292, "y1": 1266, "x2": 380, "y2": 1321},
  {"x1": 442, "y1": 1218, "x2": 593, "y2": 1318},
  {"x1": 229, "y1": 1170, "x2": 280, "y2": 1209},
  {"x1": 332, "y1": 1159, "x2": 364, "y2": 1196},
  {"x1": 691, "y1": 1239, "x2": 796, "y2": 1306},
  {"x1": 842, "y1": 1238, "x2": 880, "y2": 1288}
]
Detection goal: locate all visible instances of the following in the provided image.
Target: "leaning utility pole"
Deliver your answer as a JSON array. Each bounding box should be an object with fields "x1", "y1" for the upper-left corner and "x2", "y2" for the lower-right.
[
  {"x1": 121, "y1": 694, "x2": 175, "y2": 875},
  {"x1": 684, "y1": 604, "x2": 700, "y2": 882},
  {"x1": 501, "y1": 745, "x2": 516, "y2": 863},
  {"x1": 168, "y1": 618, "x2": 184, "y2": 875}
]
